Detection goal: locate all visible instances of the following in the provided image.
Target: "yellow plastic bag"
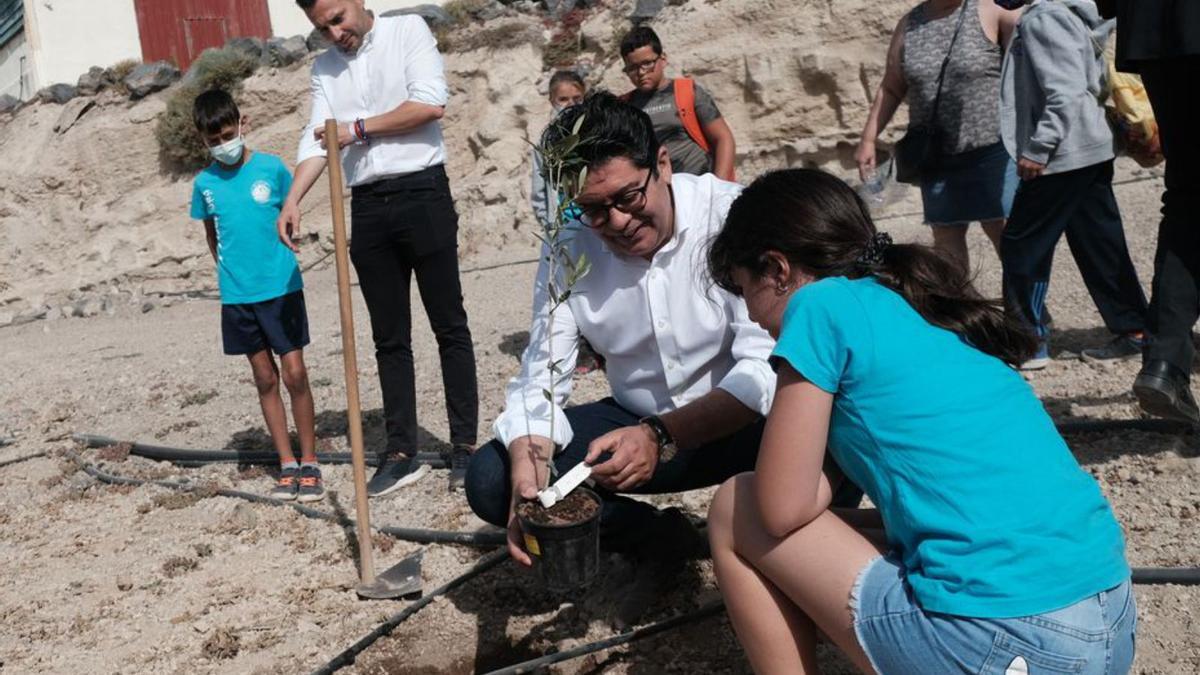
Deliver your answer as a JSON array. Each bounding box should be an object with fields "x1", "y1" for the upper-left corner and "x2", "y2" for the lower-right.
[{"x1": 1104, "y1": 34, "x2": 1164, "y2": 167}]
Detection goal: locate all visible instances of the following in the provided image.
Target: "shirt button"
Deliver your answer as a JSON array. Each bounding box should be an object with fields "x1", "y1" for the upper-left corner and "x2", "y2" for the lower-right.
[
  {"x1": 657, "y1": 320, "x2": 666, "y2": 329},
  {"x1": 666, "y1": 361, "x2": 675, "y2": 370}
]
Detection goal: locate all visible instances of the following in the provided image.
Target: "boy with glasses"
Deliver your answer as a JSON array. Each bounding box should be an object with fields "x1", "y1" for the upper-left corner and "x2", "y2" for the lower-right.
[{"x1": 618, "y1": 26, "x2": 737, "y2": 181}]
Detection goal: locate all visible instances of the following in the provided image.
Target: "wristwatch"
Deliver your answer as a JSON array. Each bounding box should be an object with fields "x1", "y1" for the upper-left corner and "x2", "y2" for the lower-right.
[{"x1": 639, "y1": 414, "x2": 678, "y2": 463}]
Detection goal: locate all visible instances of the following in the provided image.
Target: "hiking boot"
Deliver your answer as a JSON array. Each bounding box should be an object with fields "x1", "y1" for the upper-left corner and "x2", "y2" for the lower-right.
[
  {"x1": 1133, "y1": 360, "x2": 1200, "y2": 425},
  {"x1": 1019, "y1": 343, "x2": 1051, "y2": 371},
  {"x1": 367, "y1": 452, "x2": 428, "y2": 498},
  {"x1": 270, "y1": 466, "x2": 299, "y2": 501},
  {"x1": 297, "y1": 465, "x2": 326, "y2": 503},
  {"x1": 1082, "y1": 334, "x2": 1145, "y2": 363},
  {"x1": 447, "y1": 443, "x2": 472, "y2": 492},
  {"x1": 612, "y1": 508, "x2": 705, "y2": 629}
]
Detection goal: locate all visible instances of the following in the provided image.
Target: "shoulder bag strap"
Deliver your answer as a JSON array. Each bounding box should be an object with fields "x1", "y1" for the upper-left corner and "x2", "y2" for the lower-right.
[{"x1": 928, "y1": 0, "x2": 972, "y2": 127}]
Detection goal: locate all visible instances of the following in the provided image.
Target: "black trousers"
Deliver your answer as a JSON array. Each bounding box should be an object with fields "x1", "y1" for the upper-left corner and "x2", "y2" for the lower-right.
[
  {"x1": 464, "y1": 397, "x2": 862, "y2": 554},
  {"x1": 349, "y1": 165, "x2": 478, "y2": 456},
  {"x1": 1140, "y1": 57, "x2": 1200, "y2": 374},
  {"x1": 1001, "y1": 160, "x2": 1147, "y2": 339}
]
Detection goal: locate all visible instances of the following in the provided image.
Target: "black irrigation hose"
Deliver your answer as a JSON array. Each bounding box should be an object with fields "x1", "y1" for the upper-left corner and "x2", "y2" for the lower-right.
[
  {"x1": 72, "y1": 433, "x2": 447, "y2": 469},
  {"x1": 0, "y1": 451, "x2": 47, "y2": 469},
  {"x1": 311, "y1": 548, "x2": 510, "y2": 675},
  {"x1": 483, "y1": 600, "x2": 727, "y2": 675},
  {"x1": 478, "y1": 555, "x2": 1200, "y2": 675},
  {"x1": 68, "y1": 450, "x2": 505, "y2": 547},
  {"x1": 1056, "y1": 418, "x2": 1195, "y2": 435},
  {"x1": 1131, "y1": 568, "x2": 1200, "y2": 585}
]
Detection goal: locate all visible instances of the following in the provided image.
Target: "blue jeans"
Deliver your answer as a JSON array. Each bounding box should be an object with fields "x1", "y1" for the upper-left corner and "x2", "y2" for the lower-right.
[
  {"x1": 852, "y1": 554, "x2": 1137, "y2": 674},
  {"x1": 464, "y1": 398, "x2": 764, "y2": 551}
]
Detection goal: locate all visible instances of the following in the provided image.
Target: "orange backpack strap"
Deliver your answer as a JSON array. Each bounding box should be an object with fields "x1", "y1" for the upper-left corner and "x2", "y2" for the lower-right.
[{"x1": 673, "y1": 77, "x2": 711, "y2": 155}]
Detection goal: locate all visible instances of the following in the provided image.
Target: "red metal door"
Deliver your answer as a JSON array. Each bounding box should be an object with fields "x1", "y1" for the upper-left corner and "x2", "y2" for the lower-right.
[
  {"x1": 133, "y1": 0, "x2": 272, "y2": 71},
  {"x1": 183, "y1": 17, "x2": 229, "y2": 61}
]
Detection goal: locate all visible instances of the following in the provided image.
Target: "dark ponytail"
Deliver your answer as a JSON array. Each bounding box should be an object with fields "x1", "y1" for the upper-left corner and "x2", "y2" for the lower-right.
[{"x1": 709, "y1": 169, "x2": 1038, "y2": 367}]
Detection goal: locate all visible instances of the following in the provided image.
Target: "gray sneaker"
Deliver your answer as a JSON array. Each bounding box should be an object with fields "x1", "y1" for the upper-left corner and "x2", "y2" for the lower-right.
[
  {"x1": 297, "y1": 465, "x2": 326, "y2": 503},
  {"x1": 367, "y1": 453, "x2": 429, "y2": 498},
  {"x1": 270, "y1": 467, "x2": 299, "y2": 501}
]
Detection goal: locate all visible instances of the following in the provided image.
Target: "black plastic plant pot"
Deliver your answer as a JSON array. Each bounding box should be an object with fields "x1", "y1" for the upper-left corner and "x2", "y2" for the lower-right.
[{"x1": 517, "y1": 487, "x2": 601, "y2": 593}]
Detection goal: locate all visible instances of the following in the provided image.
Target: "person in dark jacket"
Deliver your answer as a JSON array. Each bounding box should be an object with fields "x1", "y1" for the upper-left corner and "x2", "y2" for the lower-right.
[{"x1": 1098, "y1": 0, "x2": 1200, "y2": 423}]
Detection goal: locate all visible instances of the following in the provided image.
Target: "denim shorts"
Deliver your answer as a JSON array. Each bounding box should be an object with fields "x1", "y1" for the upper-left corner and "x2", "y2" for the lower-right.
[
  {"x1": 851, "y1": 554, "x2": 1136, "y2": 674},
  {"x1": 920, "y1": 141, "x2": 1018, "y2": 226}
]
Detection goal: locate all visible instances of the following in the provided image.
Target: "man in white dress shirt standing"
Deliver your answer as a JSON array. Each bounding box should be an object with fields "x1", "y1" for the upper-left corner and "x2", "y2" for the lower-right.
[
  {"x1": 278, "y1": 0, "x2": 478, "y2": 495},
  {"x1": 464, "y1": 93, "x2": 820, "y2": 623}
]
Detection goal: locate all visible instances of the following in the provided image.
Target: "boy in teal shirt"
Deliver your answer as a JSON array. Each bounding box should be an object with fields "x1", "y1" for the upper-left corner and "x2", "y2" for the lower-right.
[{"x1": 190, "y1": 89, "x2": 323, "y2": 502}]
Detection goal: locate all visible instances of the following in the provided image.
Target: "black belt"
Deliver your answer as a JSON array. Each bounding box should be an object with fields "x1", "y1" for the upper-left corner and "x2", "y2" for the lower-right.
[{"x1": 351, "y1": 164, "x2": 446, "y2": 196}]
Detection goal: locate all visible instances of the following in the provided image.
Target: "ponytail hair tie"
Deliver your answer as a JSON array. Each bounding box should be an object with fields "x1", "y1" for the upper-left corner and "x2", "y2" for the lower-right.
[{"x1": 856, "y1": 232, "x2": 892, "y2": 268}]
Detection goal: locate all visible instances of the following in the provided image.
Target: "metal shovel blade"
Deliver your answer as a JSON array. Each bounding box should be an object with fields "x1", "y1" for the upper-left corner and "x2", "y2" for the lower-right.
[{"x1": 356, "y1": 548, "x2": 425, "y2": 600}]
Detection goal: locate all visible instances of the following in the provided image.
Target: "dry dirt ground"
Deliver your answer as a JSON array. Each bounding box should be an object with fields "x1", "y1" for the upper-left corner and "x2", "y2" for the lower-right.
[{"x1": 1, "y1": 160, "x2": 1198, "y2": 674}]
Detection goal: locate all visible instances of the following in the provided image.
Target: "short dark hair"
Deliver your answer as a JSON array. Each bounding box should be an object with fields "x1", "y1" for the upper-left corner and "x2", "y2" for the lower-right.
[
  {"x1": 548, "y1": 70, "x2": 586, "y2": 95},
  {"x1": 620, "y1": 26, "x2": 663, "y2": 57},
  {"x1": 192, "y1": 89, "x2": 240, "y2": 135},
  {"x1": 540, "y1": 91, "x2": 660, "y2": 173},
  {"x1": 295, "y1": 0, "x2": 317, "y2": 10}
]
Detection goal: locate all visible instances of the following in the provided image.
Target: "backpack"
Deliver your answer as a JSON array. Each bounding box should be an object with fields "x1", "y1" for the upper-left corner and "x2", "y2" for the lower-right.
[{"x1": 621, "y1": 77, "x2": 718, "y2": 164}]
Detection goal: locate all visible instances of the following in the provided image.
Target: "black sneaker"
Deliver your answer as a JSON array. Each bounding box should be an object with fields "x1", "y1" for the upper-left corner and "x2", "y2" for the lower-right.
[
  {"x1": 270, "y1": 467, "x2": 299, "y2": 501},
  {"x1": 1081, "y1": 334, "x2": 1145, "y2": 363},
  {"x1": 297, "y1": 465, "x2": 326, "y2": 503},
  {"x1": 447, "y1": 444, "x2": 472, "y2": 492},
  {"x1": 1134, "y1": 360, "x2": 1200, "y2": 424},
  {"x1": 367, "y1": 452, "x2": 429, "y2": 498}
]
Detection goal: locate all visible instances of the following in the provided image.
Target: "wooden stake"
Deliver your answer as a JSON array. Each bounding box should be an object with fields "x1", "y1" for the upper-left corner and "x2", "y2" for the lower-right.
[{"x1": 326, "y1": 119, "x2": 375, "y2": 583}]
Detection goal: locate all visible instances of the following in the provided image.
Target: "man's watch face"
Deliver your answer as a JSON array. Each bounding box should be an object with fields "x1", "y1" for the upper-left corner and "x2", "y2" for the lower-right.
[{"x1": 658, "y1": 442, "x2": 678, "y2": 463}]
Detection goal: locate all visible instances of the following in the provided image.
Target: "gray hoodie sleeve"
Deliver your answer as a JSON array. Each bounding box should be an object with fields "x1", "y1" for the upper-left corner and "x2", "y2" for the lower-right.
[
  {"x1": 530, "y1": 149, "x2": 551, "y2": 228},
  {"x1": 1019, "y1": 10, "x2": 1102, "y2": 164}
]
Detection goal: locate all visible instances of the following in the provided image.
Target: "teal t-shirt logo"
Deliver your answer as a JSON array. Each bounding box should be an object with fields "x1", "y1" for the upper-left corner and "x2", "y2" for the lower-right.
[{"x1": 190, "y1": 152, "x2": 302, "y2": 305}]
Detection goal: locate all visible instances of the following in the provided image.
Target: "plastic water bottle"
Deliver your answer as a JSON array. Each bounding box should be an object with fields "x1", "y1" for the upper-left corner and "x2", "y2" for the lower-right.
[{"x1": 862, "y1": 169, "x2": 886, "y2": 207}]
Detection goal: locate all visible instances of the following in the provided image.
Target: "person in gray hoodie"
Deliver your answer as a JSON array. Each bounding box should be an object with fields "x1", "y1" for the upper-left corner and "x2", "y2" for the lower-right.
[{"x1": 996, "y1": 0, "x2": 1148, "y2": 370}]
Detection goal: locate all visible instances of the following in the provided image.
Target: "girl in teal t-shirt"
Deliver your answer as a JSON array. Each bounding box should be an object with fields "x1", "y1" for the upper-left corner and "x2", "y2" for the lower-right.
[{"x1": 706, "y1": 169, "x2": 1134, "y2": 674}]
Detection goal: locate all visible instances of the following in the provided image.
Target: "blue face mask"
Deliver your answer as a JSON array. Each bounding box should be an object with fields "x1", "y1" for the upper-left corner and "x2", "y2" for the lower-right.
[{"x1": 209, "y1": 124, "x2": 245, "y2": 166}]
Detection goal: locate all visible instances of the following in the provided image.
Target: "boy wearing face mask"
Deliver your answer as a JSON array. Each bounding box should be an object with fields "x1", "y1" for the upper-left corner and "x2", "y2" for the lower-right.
[{"x1": 190, "y1": 89, "x2": 323, "y2": 503}]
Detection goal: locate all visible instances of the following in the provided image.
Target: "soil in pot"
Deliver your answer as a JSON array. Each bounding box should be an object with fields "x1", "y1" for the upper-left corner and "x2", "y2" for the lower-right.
[{"x1": 516, "y1": 487, "x2": 601, "y2": 593}]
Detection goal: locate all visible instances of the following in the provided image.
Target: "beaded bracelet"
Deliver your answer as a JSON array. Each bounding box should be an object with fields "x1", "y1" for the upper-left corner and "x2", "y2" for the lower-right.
[{"x1": 354, "y1": 118, "x2": 369, "y2": 144}]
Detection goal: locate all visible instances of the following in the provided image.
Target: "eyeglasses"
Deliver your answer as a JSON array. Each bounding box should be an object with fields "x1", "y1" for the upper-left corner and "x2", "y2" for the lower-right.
[
  {"x1": 622, "y1": 56, "x2": 662, "y2": 76},
  {"x1": 577, "y1": 170, "x2": 654, "y2": 225}
]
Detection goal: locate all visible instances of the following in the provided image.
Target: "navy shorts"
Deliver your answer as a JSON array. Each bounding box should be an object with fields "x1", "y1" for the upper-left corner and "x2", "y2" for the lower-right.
[{"x1": 221, "y1": 290, "x2": 310, "y2": 356}]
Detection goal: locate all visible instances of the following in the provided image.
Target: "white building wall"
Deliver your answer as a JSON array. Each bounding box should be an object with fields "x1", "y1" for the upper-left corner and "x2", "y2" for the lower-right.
[
  {"x1": 23, "y1": 0, "x2": 140, "y2": 87},
  {"x1": 266, "y1": 0, "x2": 443, "y2": 40},
  {"x1": 0, "y1": 29, "x2": 33, "y2": 99}
]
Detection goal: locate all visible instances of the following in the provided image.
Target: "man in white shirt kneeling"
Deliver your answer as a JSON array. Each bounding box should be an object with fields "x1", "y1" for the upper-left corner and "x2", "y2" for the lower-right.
[{"x1": 466, "y1": 92, "x2": 784, "y2": 625}]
